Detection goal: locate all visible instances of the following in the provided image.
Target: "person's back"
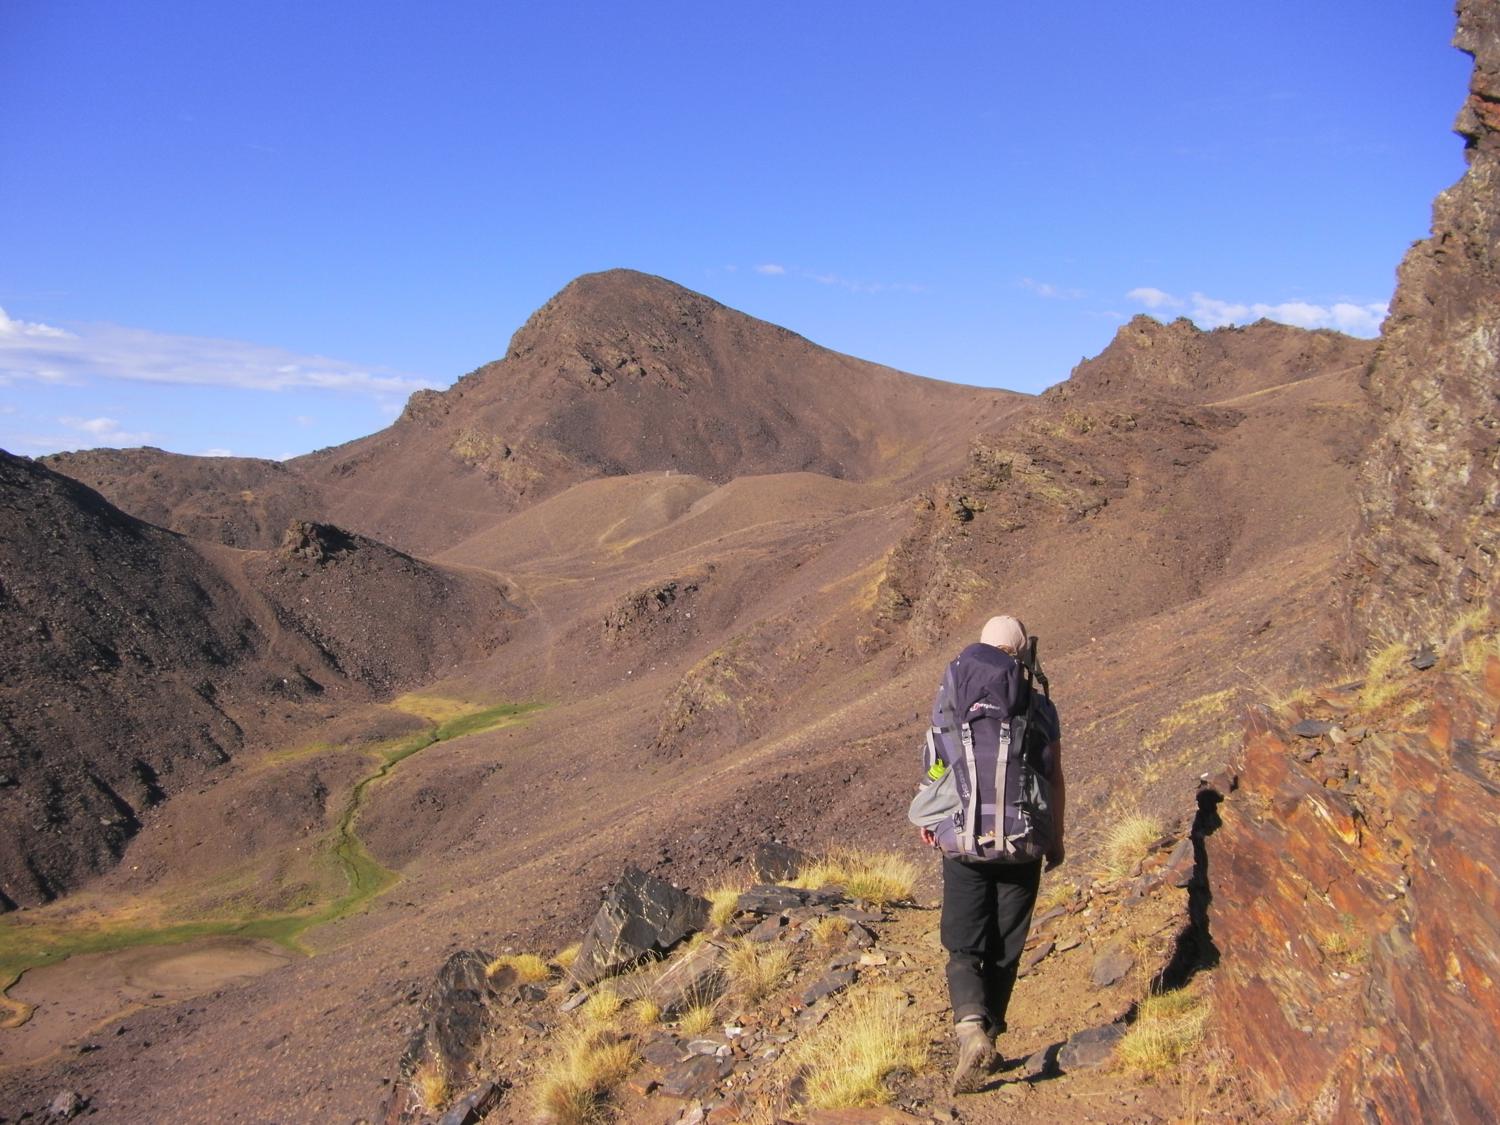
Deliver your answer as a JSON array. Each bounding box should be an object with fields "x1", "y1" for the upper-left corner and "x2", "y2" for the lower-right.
[{"x1": 912, "y1": 614, "x2": 1066, "y2": 1093}]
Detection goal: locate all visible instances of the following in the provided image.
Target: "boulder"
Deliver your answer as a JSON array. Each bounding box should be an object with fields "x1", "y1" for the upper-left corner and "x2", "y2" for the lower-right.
[
  {"x1": 1057, "y1": 1023, "x2": 1126, "y2": 1071},
  {"x1": 572, "y1": 867, "x2": 710, "y2": 986},
  {"x1": 383, "y1": 951, "x2": 499, "y2": 1125}
]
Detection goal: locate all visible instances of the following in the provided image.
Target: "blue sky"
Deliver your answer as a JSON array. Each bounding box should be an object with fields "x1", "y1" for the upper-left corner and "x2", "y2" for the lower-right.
[{"x1": 0, "y1": 2, "x2": 1473, "y2": 460}]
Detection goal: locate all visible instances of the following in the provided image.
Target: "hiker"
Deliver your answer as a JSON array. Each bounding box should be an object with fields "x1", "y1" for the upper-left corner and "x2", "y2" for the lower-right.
[{"x1": 909, "y1": 614, "x2": 1066, "y2": 1093}]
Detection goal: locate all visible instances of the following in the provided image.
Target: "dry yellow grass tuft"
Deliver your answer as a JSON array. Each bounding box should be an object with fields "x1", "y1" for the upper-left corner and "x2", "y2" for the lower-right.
[
  {"x1": 678, "y1": 1001, "x2": 718, "y2": 1037},
  {"x1": 582, "y1": 985, "x2": 624, "y2": 1027},
  {"x1": 792, "y1": 849, "x2": 918, "y2": 906},
  {"x1": 553, "y1": 943, "x2": 581, "y2": 970},
  {"x1": 811, "y1": 915, "x2": 851, "y2": 946},
  {"x1": 1103, "y1": 814, "x2": 1164, "y2": 877},
  {"x1": 1358, "y1": 642, "x2": 1413, "y2": 712},
  {"x1": 1034, "y1": 878, "x2": 1077, "y2": 914},
  {"x1": 412, "y1": 1057, "x2": 449, "y2": 1114},
  {"x1": 791, "y1": 987, "x2": 928, "y2": 1108},
  {"x1": 706, "y1": 883, "x2": 745, "y2": 930},
  {"x1": 727, "y1": 941, "x2": 794, "y2": 1004},
  {"x1": 486, "y1": 952, "x2": 552, "y2": 982},
  {"x1": 632, "y1": 997, "x2": 662, "y2": 1027},
  {"x1": 1116, "y1": 985, "x2": 1210, "y2": 1074},
  {"x1": 1318, "y1": 914, "x2": 1370, "y2": 966},
  {"x1": 534, "y1": 1029, "x2": 636, "y2": 1125}
]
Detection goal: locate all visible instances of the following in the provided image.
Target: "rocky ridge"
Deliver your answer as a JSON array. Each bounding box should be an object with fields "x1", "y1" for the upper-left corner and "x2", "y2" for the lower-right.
[{"x1": 1200, "y1": 4, "x2": 1500, "y2": 1119}]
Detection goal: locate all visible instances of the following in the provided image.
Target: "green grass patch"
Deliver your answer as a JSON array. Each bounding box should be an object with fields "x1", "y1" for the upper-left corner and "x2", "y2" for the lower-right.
[{"x1": 0, "y1": 697, "x2": 542, "y2": 1019}]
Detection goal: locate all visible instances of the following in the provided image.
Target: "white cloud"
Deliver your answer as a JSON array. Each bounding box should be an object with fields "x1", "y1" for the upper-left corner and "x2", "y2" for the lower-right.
[
  {"x1": 1126, "y1": 288, "x2": 1387, "y2": 336},
  {"x1": 1329, "y1": 302, "x2": 1389, "y2": 335},
  {"x1": 200, "y1": 448, "x2": 234, "y2": 457},
  {"x1": 0, "y1": 307, "x2": 72, "y2": 340},
  {"x1": 293, "y1": 414, "x2": 314, "y2": 427},
  {"x1": 60, "y1": 415, "x2": 153, "y2": 446},
  {"x1": 0, "y1": 311, "x2": 439, "y2": 396},
  {"x1": 0, "y1": 404, "x2": 16, "y2": 415},
  {"x1": 806, "y1": 271, "x2": 924, "y2": 295},
  {"x1": 1125, "y1": 287, "x2": 1183, "y2": 309},
  {"x1": 755, "y1": 263, "x2": 786, "y2": 275},
  {"x1": 1021, "y1": 277, "x2": 1084, "y2": 300}
]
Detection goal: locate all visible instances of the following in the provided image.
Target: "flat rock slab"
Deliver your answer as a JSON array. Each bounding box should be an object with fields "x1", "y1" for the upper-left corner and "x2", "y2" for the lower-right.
[
  {"x1": 736, "y1": 884, "x2": 845, "y2": 915},
  {"x1": 1019, "y1": 941, "x2": 1053, "y2": 975},
  {"x1": 801, "y1": 968, "x2": 857, "y2": 1005},
  {"x1": 745, "y1": 914, "x2": 789, "y2": 942},
  {"x1": 1090, "y1": 945, "x2": 1134, "y2": 988},
  {"x1": 639, "y1": 1035, "x2": 690, "y2": 1068},
  {"x1": 1022, "y1": 1042, "x2": 1060, "y2": 1079},
  {"x1": 436, "y1": 1080, "x2": 504, "y2": 1125},
  {"x1": 1057, "y1": 1023, "x2": 1126, "y2": 1071},
  {"x1": 573, "y1": 866, "x2": 709, "y2": 986},
  {"x1": 652, "y1": 941, "x2": 727, "y2": 1017},
  {"x1": 1292, "y1": 718, "x2": 1336, "y2": 738},
  {"x1": 659, "y1": 1054, "x2": 728, "y2": 1100},
  {"x1": 1164, "y1": 836, "x2": 1196, "y2": 888}
]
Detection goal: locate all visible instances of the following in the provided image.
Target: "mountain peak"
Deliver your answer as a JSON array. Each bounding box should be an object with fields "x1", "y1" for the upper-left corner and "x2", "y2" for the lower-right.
[{"x1": 1054, "y1": 314, "x2": 1374, "y2": 404}]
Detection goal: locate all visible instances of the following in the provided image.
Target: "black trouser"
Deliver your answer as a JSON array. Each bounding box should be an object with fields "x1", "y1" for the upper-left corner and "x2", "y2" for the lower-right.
[{"x1": 940, "y1": 854, "x2": 1043, "y2": 1032}]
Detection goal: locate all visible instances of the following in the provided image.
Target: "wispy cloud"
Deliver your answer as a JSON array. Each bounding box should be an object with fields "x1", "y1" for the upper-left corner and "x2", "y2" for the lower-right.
[
  {"x1": 200, "y1": 448, "x2": 234, "y2": 457},
  {"x1": 751, "y1": 264, "x2": 923, "y2": 294},
  {"x1": 60, "y1": 415, "x2": 154, "y2": 446},
  {"x1": 1126, "y1": 288, "x2": 1387, "y2": 336},
  {"x1": 1125, "y1": 286, "x2": 1183, "y2": 310},
  {"x1": 1020, "y1": 277, "x2": 1085, "y2": 300},
  {"x1": 0, "y1": 306, "x2": 439, "y2": 396}
]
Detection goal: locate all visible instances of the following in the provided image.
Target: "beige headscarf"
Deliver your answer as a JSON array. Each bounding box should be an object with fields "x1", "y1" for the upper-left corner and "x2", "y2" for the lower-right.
[{"x1": 980, "y1": 615, "x2": 1027, "y2": 653}]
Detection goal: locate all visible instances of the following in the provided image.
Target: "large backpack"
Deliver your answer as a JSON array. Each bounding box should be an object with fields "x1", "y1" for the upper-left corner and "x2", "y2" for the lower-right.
[{"x1": 907, "y1": 638, "x2": 1055, "y2": 863}]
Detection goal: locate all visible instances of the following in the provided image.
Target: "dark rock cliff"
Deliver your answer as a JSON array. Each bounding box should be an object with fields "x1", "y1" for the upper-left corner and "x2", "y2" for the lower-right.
[
  {"x1": 1208, "y1": 4, "x2": 1500, "y2": 1120},
  {"x1": 1343, "y1": 1, "x2": 1500, "y2": 649}
]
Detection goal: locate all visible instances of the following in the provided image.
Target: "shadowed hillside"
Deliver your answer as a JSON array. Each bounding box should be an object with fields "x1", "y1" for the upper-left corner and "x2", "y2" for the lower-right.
[{"x1": 0, "y1": 453, "x2": 512, "y2": 909}]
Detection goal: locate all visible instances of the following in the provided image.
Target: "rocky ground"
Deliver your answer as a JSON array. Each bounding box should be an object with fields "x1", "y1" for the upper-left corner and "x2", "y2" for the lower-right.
[{"x1": 372, "y1": 836, "x2": 1238, "y2": 1125}]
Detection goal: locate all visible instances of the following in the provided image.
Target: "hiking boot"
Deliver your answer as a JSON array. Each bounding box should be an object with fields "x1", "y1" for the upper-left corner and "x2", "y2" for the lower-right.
[{"x1": 950, "y1": 1019, "x2": 997, "y2": 1094}]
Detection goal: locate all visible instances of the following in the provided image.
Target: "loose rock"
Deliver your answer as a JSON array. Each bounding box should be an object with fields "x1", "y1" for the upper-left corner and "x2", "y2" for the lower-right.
[{"x1": 1057, "y1": 1023, "x2": 1126, "y2": 1070}]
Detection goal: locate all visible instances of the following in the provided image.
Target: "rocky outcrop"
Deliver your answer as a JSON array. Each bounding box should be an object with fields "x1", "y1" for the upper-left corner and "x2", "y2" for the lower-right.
[
  {"x1": 1052, "y1": 315, "x2": 1373, "y2": 407},
  {"x1": 571, "y1": 867, "x2": 710, "y2": 986},
  {"x1": 1204, "y1": 7, "x2": 1500, "y2": 1121},
  {"x1": 1342, "y1": 2, "x2": 1500, "y2": 650},
  {"x1": 1210, "y1": 653, "x2": 1500, "y2": 1121}
]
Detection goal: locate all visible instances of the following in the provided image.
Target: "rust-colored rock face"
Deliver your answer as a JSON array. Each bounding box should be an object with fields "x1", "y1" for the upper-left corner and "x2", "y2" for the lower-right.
[
  {"x1": 1210, "y1": 5, "x2": 1500, "y2": 1120},
  {"x1": 1212, "y1": 663, "x2": 1500, "y2": 1123},
  {"x1": 1344, "y1": 0, "x2": 1500, "y2": 648}
]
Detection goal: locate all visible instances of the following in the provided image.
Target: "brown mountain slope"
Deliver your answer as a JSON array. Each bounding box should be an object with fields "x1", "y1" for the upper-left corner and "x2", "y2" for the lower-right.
[
  {"x1": 0, "y1": 453, "x2": 512, "y2": 909},
  {"x1": 47, "y1": 270, "x2": 1026, "y2": 554},
  {"x1": 296, "y1": 269, "x2": 1026, "y2": 551},
  {"x1": 38, "y1": 448, "x2": 324, "y2": 549}
]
